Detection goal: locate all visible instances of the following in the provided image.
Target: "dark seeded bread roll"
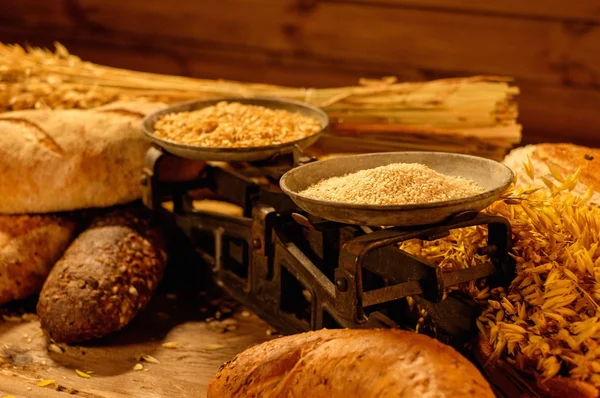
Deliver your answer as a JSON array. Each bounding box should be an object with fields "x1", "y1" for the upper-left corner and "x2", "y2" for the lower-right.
[
  {"x1": 37, "y1": 207, "x2": 167, "y2": 343},
  {"x1": 208, "y1": 328, "x2": 495, "y2": 398}
]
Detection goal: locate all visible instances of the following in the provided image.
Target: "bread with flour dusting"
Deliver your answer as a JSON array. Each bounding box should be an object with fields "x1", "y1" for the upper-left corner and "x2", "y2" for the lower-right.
[{"x1": 0, "y1": 101, "x2": 166, "y2": 214}]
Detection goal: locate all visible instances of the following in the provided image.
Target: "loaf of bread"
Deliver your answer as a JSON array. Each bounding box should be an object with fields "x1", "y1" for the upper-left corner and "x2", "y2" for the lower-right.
[
  {"x1": 36, "y1": 207, "x2": 167, "y2": 343},
  {"x1": 503, "y1": 143, "x2": 600, "y2": 203},
  {"x1": 0, "y1": 101, "x2": 166, "y2": 214},
  {"x1": 208, "y1": 328, "x2": 494, "y2": 398},
  {"x1": 0, "y1": 214, "x2": 78, "y2": 305}
]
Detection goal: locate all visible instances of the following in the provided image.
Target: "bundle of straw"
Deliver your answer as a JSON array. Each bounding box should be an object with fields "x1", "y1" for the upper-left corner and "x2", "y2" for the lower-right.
[{"x1": 0, "y1": 42, "x2": 521, "y2": 159}]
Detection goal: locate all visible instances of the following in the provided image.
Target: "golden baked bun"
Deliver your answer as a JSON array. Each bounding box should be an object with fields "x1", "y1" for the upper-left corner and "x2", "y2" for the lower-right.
[{"x1": 208, "y1": 328, "x2": 494, "y2": 398}]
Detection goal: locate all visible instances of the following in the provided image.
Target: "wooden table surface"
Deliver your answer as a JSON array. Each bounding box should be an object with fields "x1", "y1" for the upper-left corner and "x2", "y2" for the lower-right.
[{"x1": 0, "y1": 289, "x2": 272, "y2": 398}]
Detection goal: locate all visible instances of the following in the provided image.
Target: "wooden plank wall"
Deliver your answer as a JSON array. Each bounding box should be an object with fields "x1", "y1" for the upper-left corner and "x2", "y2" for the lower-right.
[{"x1": 2, "y1": 0, "x2": 600, "y2": 146}]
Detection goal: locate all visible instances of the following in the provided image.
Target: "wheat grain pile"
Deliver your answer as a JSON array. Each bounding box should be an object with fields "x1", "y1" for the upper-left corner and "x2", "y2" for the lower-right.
[
  {"x1": 402, "y1": 161, "x2": 600, "y2": 387},
  {"x1": 153, "y1": 101, "x2": 321, "y2": 148},
  {"x1": 300, "y1": 163, "x2": 483, "y2": 205}
]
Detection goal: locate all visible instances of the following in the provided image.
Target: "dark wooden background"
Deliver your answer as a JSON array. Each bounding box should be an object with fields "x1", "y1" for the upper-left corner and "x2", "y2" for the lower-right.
[{"x1": 2, "y1": 0, "x2": 600, "y2": 146}]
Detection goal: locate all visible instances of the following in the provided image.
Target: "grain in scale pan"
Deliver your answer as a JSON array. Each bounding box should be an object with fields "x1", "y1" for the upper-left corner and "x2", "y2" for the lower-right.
[
  {"x1": 300, "y1": 163, "x2": 484, "y2": 205},
  {"x1": 153, "y1": 101, "x2": 321, "y2": 148}
]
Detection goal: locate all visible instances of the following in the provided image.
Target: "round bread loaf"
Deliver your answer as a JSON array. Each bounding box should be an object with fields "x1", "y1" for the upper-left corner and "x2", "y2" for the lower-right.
[
  {"x1": 503, "y1": 143, "x2": 600, "y2": 205},
  {"x1": 0, "y1": 101, "x2": 166, "y2": 214},
  {"x1": 207, "y1": 328, "x2": 495, "y2": 398},
  {"x1": 37, "y1": 207, "x2": 167, "y2": 343}
]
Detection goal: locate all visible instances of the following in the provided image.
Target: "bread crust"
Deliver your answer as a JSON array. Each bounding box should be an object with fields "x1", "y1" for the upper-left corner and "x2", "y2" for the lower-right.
[
  {"x1": 207, "y1": 328, "x2": 495, "y2": 398},
  {"x1": 0, "y1": 101, "x2": 166, "y2": 214},
  {"x1": 503, "y1": 143, "x2": 600, "y2": 204},
  {"x1": 0, "y1": 214, "x2": 78, "y2": 305},
  {"x1": 533, "y1": 143, "x2": 600, "y2": 192},
  {"x1": 36, "y1": 207, "x2": 167, "y2": 343}
]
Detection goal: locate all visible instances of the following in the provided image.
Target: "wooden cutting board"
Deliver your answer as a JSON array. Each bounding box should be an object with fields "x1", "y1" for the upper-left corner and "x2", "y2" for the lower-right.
[{"x1": 0, "y1": 292, "x2": 273, "y2": 398}]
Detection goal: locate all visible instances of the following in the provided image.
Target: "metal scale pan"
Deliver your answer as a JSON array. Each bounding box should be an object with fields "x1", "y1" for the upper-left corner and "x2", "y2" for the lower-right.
[
  {"x1": 141, "y1": 97, "x2": 329, "y2": 162},
  {"x1": 280, "y1": 152, "x2": 514, "y2": 226}
]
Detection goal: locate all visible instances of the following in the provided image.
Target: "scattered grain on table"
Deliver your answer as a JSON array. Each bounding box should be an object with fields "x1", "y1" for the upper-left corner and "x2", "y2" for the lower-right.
[
  {"x1": 207, "y1": 318, "x2": 239, "y2": 333},
  {"x1": 48, "y1": 343, "x2": 63, "y2": 354},
  {"x1": 75, "y1": 369, "x2": 91, "y2": 378},
  {"x1": 21, "y1": 313, "x2": 38, "y2": 322},
  {"x1": 37, "y1": 379, "x2": 55, "y2": 387},
  {"x1": 140, "y1": 354, "x2": 160, "y2": 364},
  {"x1": 203, "y1": 344, "x2": 225, "y2": 351},
  {"x1": 2, "y1": 315, "x2": 22, "y2": 323}
]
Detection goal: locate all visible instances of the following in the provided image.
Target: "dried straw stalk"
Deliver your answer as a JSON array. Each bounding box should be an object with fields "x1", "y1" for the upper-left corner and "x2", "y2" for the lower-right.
[
  {"x1": 402, "y1": 162, "x2": 600, "y2": 390},
  {"x1": 0, "y1": 42, "x2": 521, "y2": 158}
]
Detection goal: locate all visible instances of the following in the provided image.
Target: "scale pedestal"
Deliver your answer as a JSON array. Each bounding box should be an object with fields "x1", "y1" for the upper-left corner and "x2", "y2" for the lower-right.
[{"x1": 141, "y1": 146, "x2": 514, "y2": 348}]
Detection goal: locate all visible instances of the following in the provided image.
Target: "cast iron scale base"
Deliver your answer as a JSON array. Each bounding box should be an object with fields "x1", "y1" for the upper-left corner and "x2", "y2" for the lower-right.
[{"x1": 141, "y1": 146, "x2": 515, "y2": 347}]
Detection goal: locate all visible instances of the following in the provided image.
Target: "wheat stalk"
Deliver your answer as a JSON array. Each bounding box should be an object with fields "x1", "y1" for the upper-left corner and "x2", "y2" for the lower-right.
[
  {"x1": 402, "y1": 163, "x2": 600, "y2": 389},
  {"x1": 0, "y1": 42, "x2": 522, "y2": 157}
]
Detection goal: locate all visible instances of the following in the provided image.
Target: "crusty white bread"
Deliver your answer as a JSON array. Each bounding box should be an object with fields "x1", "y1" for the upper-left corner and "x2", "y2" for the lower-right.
[
  {"x1": 0, "y1": 101, "x2": 166, "y2": 214},
  {"x1": 0, "y1": 214, "x2": 78, "y2": 305},
  {"x1": 207, "y1": 328, "x2": 495, "y2": 398}
]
